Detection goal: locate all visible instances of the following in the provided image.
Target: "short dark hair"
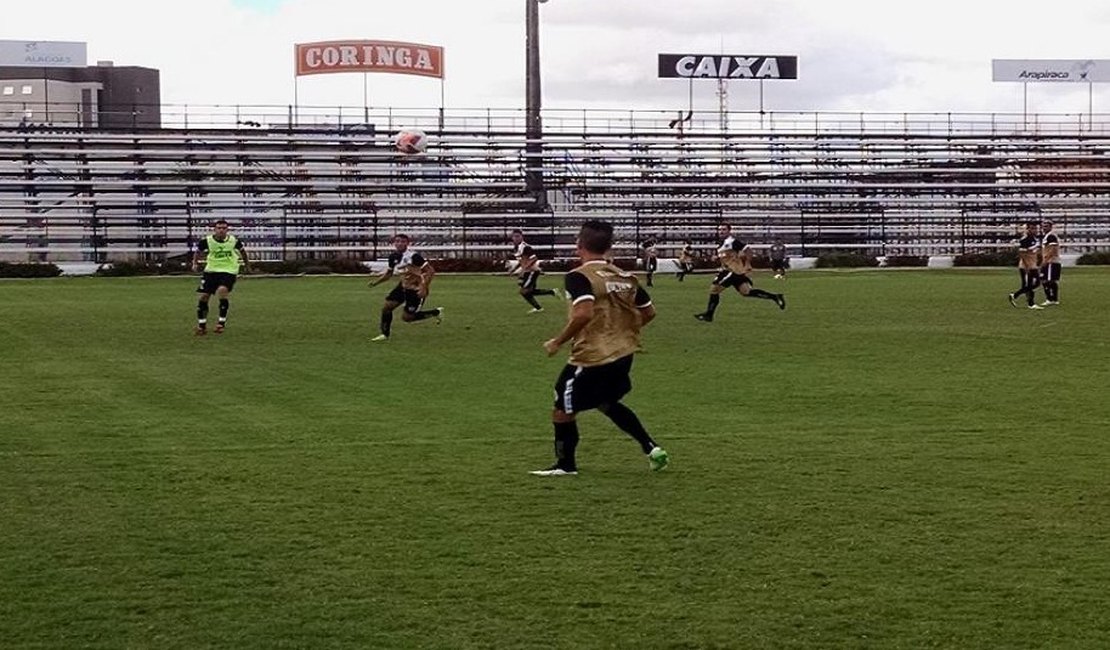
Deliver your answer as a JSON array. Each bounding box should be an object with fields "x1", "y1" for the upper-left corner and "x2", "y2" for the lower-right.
[
  {"x1": 393, "y1": 233, "x2": 410, "y2": 241},
  {"x1": 577, "y1": 220, "x2": 613, "y2": 254},
  {"x1": 214, "y1": 219, "x2": 229, "y2": 227},
  {"x1": 511, "y1": 229, "x2": 523, "y2": 235}
]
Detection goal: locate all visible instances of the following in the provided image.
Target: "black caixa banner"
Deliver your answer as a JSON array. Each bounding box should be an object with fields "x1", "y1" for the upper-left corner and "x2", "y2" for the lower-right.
[{"x1": 658, "y1": 54, "x2": 798, "y2": 79}]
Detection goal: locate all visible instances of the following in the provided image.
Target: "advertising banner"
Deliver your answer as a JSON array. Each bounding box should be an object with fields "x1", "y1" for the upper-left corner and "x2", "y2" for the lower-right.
[
  {"x1": 0, "y1": 40, "x2": 87, "y2": 68},
  {"x1": 295, "y1": 40, "x2": 444, "y2": 78},
  {"x1": 658, "y1": 54, "x2": 797, "y2": 79},
  {"x1": 992, "y1": 59, "x2": 1110, "y2": 83}
]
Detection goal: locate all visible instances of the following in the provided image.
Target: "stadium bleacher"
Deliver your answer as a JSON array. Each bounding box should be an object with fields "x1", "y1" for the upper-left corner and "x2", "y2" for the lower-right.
[{"x1": 2, "y1": 106, "x2": 1109, "y2": 263}]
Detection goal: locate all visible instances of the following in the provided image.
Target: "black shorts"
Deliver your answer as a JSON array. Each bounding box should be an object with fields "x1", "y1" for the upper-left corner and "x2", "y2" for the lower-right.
[
  {"x1": 771, "y1": 259, "x2": 787, "y2": 272},
  {"x1": 386, "y1": 283, "x2": 424, "y2": 314},
  {"x1": 713, "y1": 270, "x2": 752, "y2": 289},
  {"x1": 1042, "y1": 263, "x2": 1061, "y2": 282},
  {"x1": 1020, "y1": 268, "x2": 1041, "y2": 287},
  {"x1": 197, "y1": 272, "x2": 237, "y2": 294},
  {"x1": 518, "y1": 271, "x2": 541, "y2": 291},
  {"x1": 645, "y1": 258, "x2": 658, "y2": 273},
  {"x1": 553, "y1": 354, "x2": 634, "y2": 414}
]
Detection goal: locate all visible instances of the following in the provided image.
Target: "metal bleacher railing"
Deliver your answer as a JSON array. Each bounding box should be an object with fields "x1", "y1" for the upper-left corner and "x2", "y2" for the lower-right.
[{"x1": 2, "y1": 103, "x2": 1109, "y2": 263}]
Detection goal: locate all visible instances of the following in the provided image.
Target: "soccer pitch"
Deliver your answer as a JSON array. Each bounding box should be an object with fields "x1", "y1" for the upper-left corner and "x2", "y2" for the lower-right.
[{"x1": 2, "y1": 270, "x2": 1109, "y2": 648}]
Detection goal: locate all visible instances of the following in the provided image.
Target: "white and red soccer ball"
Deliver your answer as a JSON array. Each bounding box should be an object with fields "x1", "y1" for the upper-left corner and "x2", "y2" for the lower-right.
[{"x1": 394, "y1": 128, "x2": 428, "y2": 154}]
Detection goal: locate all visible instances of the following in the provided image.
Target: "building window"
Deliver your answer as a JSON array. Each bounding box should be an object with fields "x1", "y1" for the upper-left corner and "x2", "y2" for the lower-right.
[
  {"x1": 2, "y1": 87, "x2": 13, "y2": 96},
  {"x1": 21, "y1": 85, "x2": 33, "y2": 95}
]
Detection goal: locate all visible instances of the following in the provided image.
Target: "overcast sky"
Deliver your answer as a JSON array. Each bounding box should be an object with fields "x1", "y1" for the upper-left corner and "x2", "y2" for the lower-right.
[{"x1": 6, "y1": 0, "x2": 1110, "y2": 118}]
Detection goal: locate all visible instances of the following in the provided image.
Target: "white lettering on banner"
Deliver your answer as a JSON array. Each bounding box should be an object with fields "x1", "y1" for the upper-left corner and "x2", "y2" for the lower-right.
[
  {"x1": 731, "y1": 57, "x2": 759, "y2": 77},
  {"x1": 755, "y1": 57, "x2": 780, "y2": 78},
  {"x1": 301, "y1": 45, "x2": 435, "y2": 71},
  {"x1": 693, "y1": 57, "x2": 718, "y2": 77},
  {"x1": 375, "y1": 46, "x2": 394, "y2": 67},
  {"x1": 674, "y1": 55, "x2": 785, "y2": 79}
]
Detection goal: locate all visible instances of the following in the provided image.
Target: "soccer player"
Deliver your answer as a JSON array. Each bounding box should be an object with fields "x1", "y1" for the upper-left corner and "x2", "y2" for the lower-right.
[
  {"x1": 531, "y1": 219, "x2": 669, "y2": 476},
  {"x1": 640, "y1": 235, "x2": 659, "y2": 287},
  {"x1": 509, "y1": 229, "x2": 560, "y2": 313},
  {"x1": 695, "y1": 232, "x2": 785, "y2": 322},
  {"x1": 676, "y1": 240, "x2": 695, "y2": 282},
  {"x1": 1040, "y1": 220, "x2": 1061, "y2": 306},
  {"x1": 192, "y1": 219, "x2": 250, "y2": 335},
  {"x1": 769, "y1": 239, "x2": 788, "y2": 279},
  {"x1": 1008, "y1": 222, "x2": 1044, "y2": 310},
  {"x1": 369, "y1": 234, "x2": 443, "y2": 341}
]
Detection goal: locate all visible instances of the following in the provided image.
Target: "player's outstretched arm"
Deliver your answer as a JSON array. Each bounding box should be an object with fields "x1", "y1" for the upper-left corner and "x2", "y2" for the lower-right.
[
  {"x1": 418, "y1": 263, "x2": 435, "y2": 297},
  {"x1": 543, "y1": 300, "x2": 593, "y2": 356},
  {"x1": 238, "y1": 247, "x2": 251, "y2": 274},
  {"x1": 368, "y1": 269, "x2": 393, "y2": 287}
]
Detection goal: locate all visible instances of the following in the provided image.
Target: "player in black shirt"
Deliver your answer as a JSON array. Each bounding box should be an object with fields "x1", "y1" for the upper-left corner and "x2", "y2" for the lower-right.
[
  {"x1": 640, "y1": 237, "x2": 659, "y2": 287},
  {"x1": 1008, "y1": 222, "x2": 1044, "y2": 310},
  {"x1": 769, "y1": 240, "x2": 788, "y2": 279},
  {"x1": 509, "y1": 230, "x2": 561, "y2": 313},
  {"x1": 1040, "y1": 220, "x2": 1061, "y2": 306},
  {"x1": 676, "y1": 241, "x2": 695, "y2": 282},
  {"x1": 368, "y1": 234, "x2": 443, "y2": 341}
]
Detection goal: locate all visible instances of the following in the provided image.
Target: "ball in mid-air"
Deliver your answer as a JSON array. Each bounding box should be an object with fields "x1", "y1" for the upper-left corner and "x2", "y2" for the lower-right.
[{"x1": 394, "y1": 128, "x2": 428, "y2": 154}]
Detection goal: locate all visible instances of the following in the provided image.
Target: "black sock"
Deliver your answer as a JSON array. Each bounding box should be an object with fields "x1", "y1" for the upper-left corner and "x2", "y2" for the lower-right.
[
  {"x1": 676, "y1": 271, "x2": 685, "y2": 281},
  {"x1": 380, "y1": 310, "x2": 393, "y2": 336},
  {"x1": 523, "y1": 293, "x2": 542, "y2": 309},
  {"x1": 646, "y1": 273, "x2": 654, "y2": 287},
  {"x1": 706, "y1": 293, "x2": 720, "y2": 316},
  {"x1": 534, "y1": 289, "x2": 555, "y2": 296},
  {"x1": 218, "y1": 298, "x2": 229, "y2": 322},
  {"x1": 409, "y1": 308, "x2": 440, "y2": 321},
  {"x1": 553, "y1": 420, "x2": 579, "y2": 470},
  {"x1": 600, "y1": 402, "x2": 657, "y2": 454},
  {"x1": 746, "y1": 288, "x2": 778, "y2": 301},
  {"x1": 196, "y1": 300, "x2": 208, "y2": 325}
]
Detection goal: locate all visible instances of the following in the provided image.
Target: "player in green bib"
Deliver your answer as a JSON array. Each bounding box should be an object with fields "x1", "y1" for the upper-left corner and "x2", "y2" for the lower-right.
[{"x1": 191, "y1": 219, "x2": 250, "y2": 335}]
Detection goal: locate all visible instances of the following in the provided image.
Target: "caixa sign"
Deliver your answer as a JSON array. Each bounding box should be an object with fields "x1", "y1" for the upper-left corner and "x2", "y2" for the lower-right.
[{"x1": 658, "y1": 54, "x2": 797, "y2": 79}]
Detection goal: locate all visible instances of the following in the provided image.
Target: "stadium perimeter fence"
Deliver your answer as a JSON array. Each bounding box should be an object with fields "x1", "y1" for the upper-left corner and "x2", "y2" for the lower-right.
[{"x1": 2, "y1": 104, "x2": 1110, "y2": 264}]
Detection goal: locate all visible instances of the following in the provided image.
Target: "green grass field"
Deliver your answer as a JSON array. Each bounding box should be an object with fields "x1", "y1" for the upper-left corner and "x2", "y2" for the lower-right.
[{"x1": 2, "y1": 269, "x2": 1109, "y2": 649}]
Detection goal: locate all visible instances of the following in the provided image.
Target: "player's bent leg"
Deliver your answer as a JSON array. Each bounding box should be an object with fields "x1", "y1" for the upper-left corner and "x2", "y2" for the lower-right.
[
  {"x1": 597, "y1": 401, "x2": 657, "y2": 455},
  {"x1": 214, "y1": 286, "x2": 231, "y2": 333},
  {"x1": 376, "y1": 300, "x2": 400, "y2": 339},
  {"x1": 195, "y1": 292, "x2": 211, "y2": 335},
  {"x1": 520, "y1": 287, "x2": 543, "y2": 311},
  {"x1": 531, "y1": 409, "x2": 579, "y2": 476},
  {"x1": 696, "y1": 284, "x2": 726, "y2": 321}
]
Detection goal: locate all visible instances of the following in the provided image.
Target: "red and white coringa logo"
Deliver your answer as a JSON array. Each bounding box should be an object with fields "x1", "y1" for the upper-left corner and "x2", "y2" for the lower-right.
[{"x1": 295, "y1": 40, "x2": 444, "y2": 78}]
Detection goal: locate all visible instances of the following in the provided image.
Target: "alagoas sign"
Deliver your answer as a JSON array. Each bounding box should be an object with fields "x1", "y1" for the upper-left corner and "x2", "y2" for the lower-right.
[
  {"x1": 295, "y1": 40, "x2": 444, "y2": 78},
  {"x1": 658, "y1": 54, "x2": 798, "y2": 79}
]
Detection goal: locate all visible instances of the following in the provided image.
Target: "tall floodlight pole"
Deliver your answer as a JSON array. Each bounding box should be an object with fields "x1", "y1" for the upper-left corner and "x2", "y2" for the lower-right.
[{"x1": 525, "y1": 0, "x2": 550, "y2": 212}]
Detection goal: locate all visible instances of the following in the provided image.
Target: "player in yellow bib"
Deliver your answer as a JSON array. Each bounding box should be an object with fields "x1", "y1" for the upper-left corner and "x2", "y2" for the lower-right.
[{"x1": 191, "y1": 219, "x2": 250, "y2": 335}]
